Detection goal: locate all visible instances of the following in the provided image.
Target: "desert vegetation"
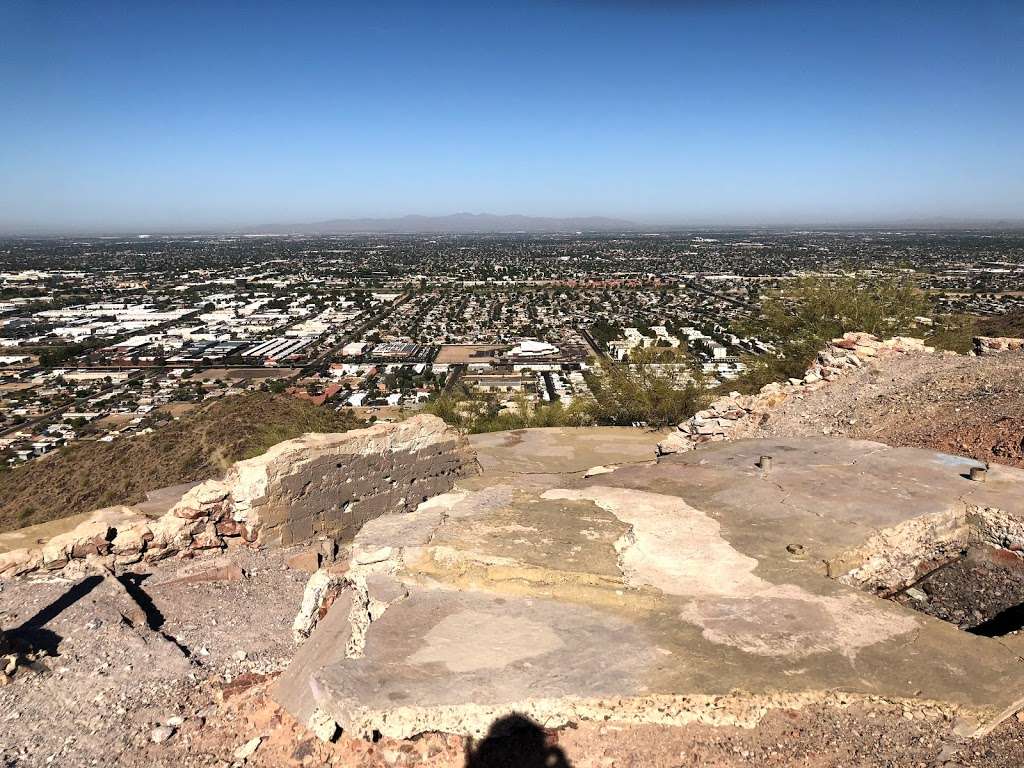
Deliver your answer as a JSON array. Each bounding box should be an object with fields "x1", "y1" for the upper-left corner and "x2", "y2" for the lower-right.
[
  {"x1": 0, "y1": 392, "x2": 361, "y2": 532},
  {"x1": 730, "y1": 274, "x2": 930, "y2": 393},
  {"x1": 425, "y1": 351, "x2": 706, "y2": 433}
]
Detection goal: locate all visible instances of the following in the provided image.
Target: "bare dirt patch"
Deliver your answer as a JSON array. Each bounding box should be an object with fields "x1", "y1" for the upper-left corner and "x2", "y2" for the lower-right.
[
  {"x1": 0, "y1": 545, "x2": 307, "y2": 767},
  {"x1": 732, "y1": 351, "x2": 1024, "y2": 470},
  {"x1": 92, "y1": 412, "x2": 138, "y2": 429},
  {"x1": 434, "y1": 345, "x2": 506, "y2": 365}
]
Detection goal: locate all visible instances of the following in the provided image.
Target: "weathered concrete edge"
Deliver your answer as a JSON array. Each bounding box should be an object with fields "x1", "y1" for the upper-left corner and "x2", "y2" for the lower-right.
[
  {"x1": 0, "y1": 414, "x2": 478, "y2": 578},
  {"x1": 309, "y1": 689, "x2": 994, "y2": 741}
]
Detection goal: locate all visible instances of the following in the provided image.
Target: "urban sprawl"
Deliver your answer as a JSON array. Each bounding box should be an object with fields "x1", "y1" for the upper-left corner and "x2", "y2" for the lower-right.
[{"x1": 0, "y1": 229, "x2": 1021, "y2": 465}]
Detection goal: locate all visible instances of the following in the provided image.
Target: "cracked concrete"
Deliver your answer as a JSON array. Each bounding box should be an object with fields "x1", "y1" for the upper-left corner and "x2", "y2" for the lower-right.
[
  {"x1": 274, "y1": 429, "x2": 1024, "y2": 741},
  {"x1": 542, "y1": 486, "x2": 918, "y2": 658}
]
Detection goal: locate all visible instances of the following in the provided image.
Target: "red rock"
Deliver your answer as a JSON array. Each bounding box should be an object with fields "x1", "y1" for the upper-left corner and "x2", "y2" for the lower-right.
[
  {"x1": 215, "y1": 520, "x2": 245, "y2": 537},
  {"x1": 216, "y1": 672, "x2": 270, "y2": 702},
  {"x1": 287, "y1": 549, "x2": 322, "y2": 574},
  {"x1": 160, "y1": 561, "x2": 245, "y2": 586}
]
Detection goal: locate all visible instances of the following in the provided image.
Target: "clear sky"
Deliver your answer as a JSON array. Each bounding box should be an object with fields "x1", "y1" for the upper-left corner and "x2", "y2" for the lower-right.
[{"x1": 1, "y1": 0, "x2": 1022, "y2": 232}]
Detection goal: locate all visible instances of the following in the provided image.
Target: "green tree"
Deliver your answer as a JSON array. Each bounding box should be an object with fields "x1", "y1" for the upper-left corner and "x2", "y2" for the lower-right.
[
  {"x1": 757, "y1": 274, "x2": 926, "y2": 344},
  {"x1": 732, "y1": 274, "x2": 929, "y2": 393},
  {"x1": 581, "y1": 357, "x2": 705, "y2": 428}
]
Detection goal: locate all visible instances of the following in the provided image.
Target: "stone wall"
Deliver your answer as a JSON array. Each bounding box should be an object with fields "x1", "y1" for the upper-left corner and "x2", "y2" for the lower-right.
[
  {"x1": 227, "y1": 415, "x2": 478, "y2": 545},
  {"x1": 973, "y1": 336, "x2": 1024, "y2": 355},
  {"x1": 658, "y1": 333, "x2": 935, "y2": 455},
  {"x1": 0, "y1": 415, "x2": 478, "y2": 578}
]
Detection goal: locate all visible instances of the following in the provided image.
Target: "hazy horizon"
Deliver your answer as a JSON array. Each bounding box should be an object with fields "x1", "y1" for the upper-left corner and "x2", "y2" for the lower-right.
[
  {"x1": 7, "y1": 211, "x2": 1024, "y2": 239},
  {"x1": 3, "y1": 0, "x2": 1022, "y2": 233}
]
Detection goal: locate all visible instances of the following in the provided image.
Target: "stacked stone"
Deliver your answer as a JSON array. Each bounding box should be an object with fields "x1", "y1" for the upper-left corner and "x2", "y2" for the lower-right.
[
  {"x1": 0, "y1": 415, "x2": 477, "y2": 580},
  {"x1": 657, "y1": 333, "x2": 935, "y2": 455},
  {"x1": 805, "y1": 333, "x2": 933, "y2": 382},
  {"x1": 0, "y1": 481, "x2": 251, "y2": 578},
  {"x1": 974, "y1": 336, "x2": 1024, "y2": 355}
]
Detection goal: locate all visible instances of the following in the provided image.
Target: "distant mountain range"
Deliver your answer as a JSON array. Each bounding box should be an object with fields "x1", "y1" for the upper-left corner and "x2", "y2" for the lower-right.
[
  {"x1": 250, "y1": 213, "x2": 638, "y2": 235},
  {"x1": 6, "y1": 214, "x2": 1024, "y2": 238}
]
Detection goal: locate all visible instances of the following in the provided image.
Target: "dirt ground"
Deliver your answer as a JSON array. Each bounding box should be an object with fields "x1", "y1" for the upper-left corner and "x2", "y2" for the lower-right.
[
  {"x1": 433, "y1": 346, "x2": 506, "y2": 365},
  {"x1": 732, "y1": 350, "x2": 1024, "y2": 470},
  {"x1": 3, "y1": 543, "x2": 1024, "y2": 768},
  {"x1": 0, "y1": 545, "x2": 306, "y2": 767}
]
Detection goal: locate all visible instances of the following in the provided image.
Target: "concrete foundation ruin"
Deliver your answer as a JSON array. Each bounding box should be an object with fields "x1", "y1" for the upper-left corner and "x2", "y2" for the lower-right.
[
  {"x1": 0, "y1": 415, "x2": 478, "y2": 577},
  {"x1": 274, "y1": 430, "x2": 1024, "y2": 741}
]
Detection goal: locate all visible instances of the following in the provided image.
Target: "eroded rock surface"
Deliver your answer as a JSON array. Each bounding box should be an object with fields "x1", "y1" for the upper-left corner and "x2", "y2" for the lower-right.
[
  {"x1": 276, "y1": 432, "x2": 1024, "y2": 742},
  {"x1": 658, "y1": 332, "x2": 937, "y2": 455}
]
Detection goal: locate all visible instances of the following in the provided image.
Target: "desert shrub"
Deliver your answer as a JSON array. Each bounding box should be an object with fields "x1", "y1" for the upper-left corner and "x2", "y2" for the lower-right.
[
  {"x1": 925, "y1": 309, "x2": 1024, "y2": 354},
  {"x1": 580, "y1": 357, "x2": 705, "y2": 427},
  {"x1": 730, "y1": 274, "x2": 928, "y2": 394}
]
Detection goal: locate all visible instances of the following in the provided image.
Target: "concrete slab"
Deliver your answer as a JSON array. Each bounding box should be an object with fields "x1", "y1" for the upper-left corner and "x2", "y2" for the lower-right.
[
  {"x1": 276, "y1": 435, "x2": 1024, "y2": 741},
  {"x1": 469, "y1": 426, "x2": 661, "y2": 475}
]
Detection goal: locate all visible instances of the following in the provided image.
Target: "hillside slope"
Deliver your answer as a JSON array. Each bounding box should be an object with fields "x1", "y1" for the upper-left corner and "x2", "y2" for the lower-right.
[
  {"x1": 0, "y1": 393, "x2": 361, "y2": 532},
  {"x1": 731, "y1": 350, "x2": 1024, "y2": 468}
]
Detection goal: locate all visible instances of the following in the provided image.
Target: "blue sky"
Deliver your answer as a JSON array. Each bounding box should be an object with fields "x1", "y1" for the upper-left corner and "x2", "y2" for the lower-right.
[{"x1": 1, "y1": 0, "x2": 1022, "y2": 231}]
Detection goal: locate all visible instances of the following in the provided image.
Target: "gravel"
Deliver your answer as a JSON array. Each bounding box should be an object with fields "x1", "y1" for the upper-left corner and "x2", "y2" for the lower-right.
[{"x1": 732, "y1": 350, "x2": 1024, "y2": 470}]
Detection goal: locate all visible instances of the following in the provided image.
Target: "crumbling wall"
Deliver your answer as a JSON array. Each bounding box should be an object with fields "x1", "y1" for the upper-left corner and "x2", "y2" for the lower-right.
[
  {"x1": 0, "y1": 415, "x2": 478, "y2": 578},
  {"x1": 973, "y1": 336, "x2": 1024, "y2": 356},
  {"x1": 226, "y1": 415, "x2": 477, "y2": 545},
  {"x1": 658, "y1": 333, "x2": 936, "y2": 455},
  {"x1": 828, "y1": 503, "x2": 1024, "y2": 596}
]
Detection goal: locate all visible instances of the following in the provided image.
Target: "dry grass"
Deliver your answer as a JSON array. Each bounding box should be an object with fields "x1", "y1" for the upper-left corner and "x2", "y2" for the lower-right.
[{"x1": 0, "y1": 392, "x2": 361, "y2": 533}]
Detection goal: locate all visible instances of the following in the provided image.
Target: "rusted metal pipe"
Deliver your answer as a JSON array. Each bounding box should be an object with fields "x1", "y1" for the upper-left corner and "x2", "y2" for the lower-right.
[
  {"x1": 758, "y1": 455, "x2": 773, "y2": 472},
  {"x1": 969, "y1": 466, "x2": 987, "y2": 482}
]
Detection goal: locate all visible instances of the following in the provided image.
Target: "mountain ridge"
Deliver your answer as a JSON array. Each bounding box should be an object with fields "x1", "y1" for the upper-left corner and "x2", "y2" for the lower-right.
[{"x1": 249, "y1": 212, "x2": 638, "y2": 234}]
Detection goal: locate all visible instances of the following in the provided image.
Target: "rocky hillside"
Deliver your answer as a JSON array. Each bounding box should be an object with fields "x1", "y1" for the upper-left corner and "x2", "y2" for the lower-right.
[
  {"x1": 733, "y1": 350, "x2": 1024, "y2": 468},
  {"x1": 727, "y1": 343, "x2": 1024, "y2": 469},
  {"x1": 0, "y1": 393, "x2": 361, "y2": 532}
]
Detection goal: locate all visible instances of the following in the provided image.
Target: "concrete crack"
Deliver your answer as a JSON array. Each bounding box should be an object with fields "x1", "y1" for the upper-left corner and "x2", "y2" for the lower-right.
[
  {"x1": 503, "y1": 457, "x2": 657, "y2": 477},
  {"x1": 612, "y1": 523, "x2": 638, "y2": 587},
  {"x1": 344, "y1": 578, "x2": 372, "y2": 658}
]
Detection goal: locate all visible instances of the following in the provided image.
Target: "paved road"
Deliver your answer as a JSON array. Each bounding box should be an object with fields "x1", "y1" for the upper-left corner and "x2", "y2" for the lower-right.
[
  {"x1": 578, "y1": 327, "x2": 609, "y2": 360},
  {"x1": 298, "y1": 292, "x2": 411, "y2": 378},
  {"x1": 682, "y1": 276, "x2": 756, "y2": 311}
]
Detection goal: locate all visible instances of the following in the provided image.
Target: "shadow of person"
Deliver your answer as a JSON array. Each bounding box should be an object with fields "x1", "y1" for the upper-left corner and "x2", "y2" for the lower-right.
[
  {"x1": 464, "y1": 714, "x2": 572, "y2": 768},
  {"x1": 7, "y1": 574, "x2": 104, "y2": 656},
  {"x1": 117, "y1": 572, "x2": 165, "y2": 630}
]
